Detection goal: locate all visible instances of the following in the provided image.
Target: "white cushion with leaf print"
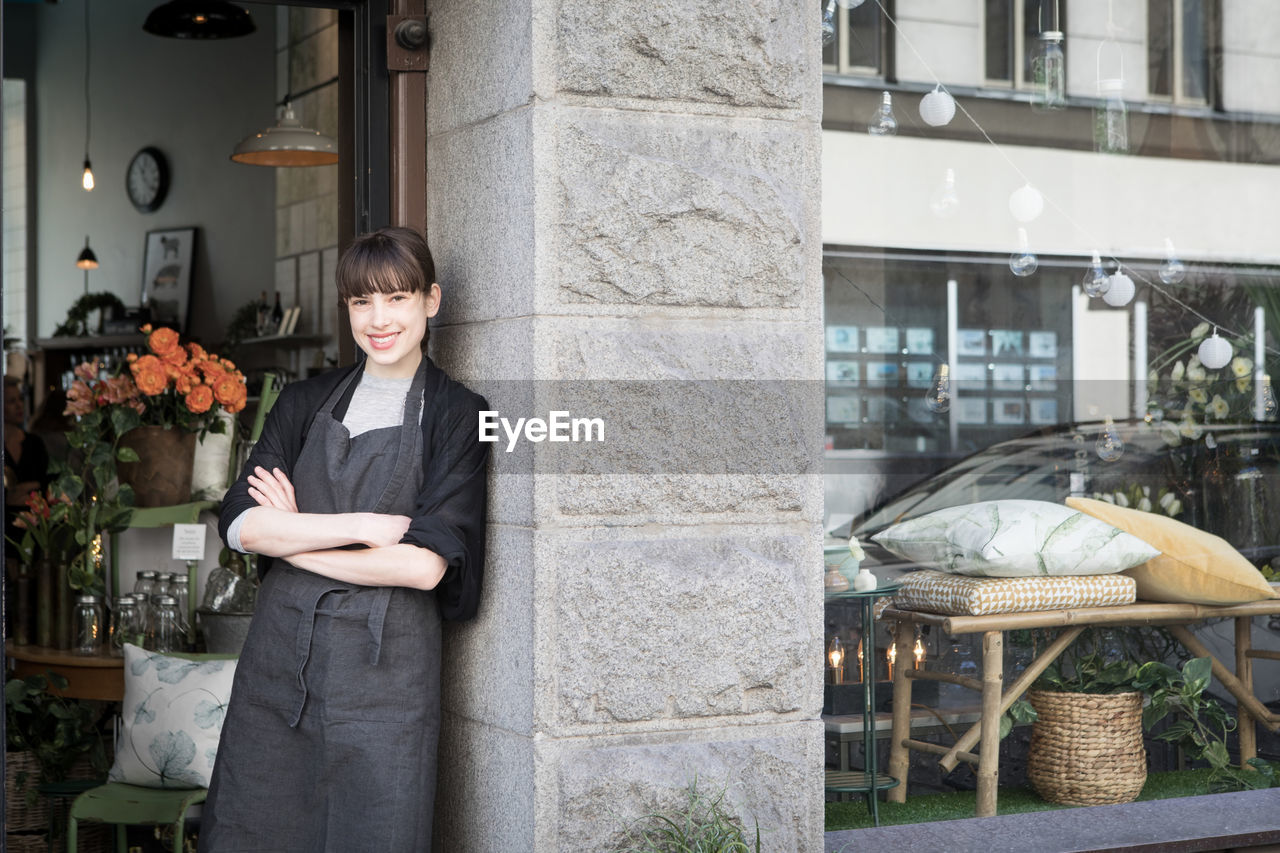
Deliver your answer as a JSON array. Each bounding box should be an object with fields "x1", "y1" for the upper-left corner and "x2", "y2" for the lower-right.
[
  {"x1": 108, "y1": 643, "x2": 237, "y2": 789},
  {"x1": 871, "y1": 499, "x2": 1160, "y2": 577}
]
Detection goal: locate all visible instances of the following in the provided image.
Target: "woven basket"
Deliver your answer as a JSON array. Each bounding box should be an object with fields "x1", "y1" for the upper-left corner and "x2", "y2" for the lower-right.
[
  {"x1": 1027, "y1": 690, "x2": 1147, "y2": 806},
  {"x1": 5, "y1": 751, "x2": 49, "y2": 832}
]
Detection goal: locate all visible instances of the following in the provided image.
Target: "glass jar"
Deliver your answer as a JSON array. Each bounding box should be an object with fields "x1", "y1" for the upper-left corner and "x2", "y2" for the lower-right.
[
  {"x1": 170, "y1": 575, "x2": 191, "y2": 636},
  {"x1": 133, "y1": 570, "x2": 158, "y2": 639},
  {"x1": 109, "y1": 594, "x2": 142, "y2": 656},
  {"x1": 1094, "y1": 78, "x2": 1129, "y2": 154},
  {"x1": 74, "y1": 595, "x2": 105, "y2": 655},
  {"x1": 151, "y1": 595, "x2": 183, "y2": 653}
]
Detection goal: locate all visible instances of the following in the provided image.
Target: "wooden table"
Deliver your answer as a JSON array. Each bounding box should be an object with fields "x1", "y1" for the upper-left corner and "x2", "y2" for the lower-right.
[
  {"x1": 5, "y1": 642, "x2": 124, "y2": 702},
  {"x1": 882, "y1": 598, "x2": 1280, "y2": 818}
]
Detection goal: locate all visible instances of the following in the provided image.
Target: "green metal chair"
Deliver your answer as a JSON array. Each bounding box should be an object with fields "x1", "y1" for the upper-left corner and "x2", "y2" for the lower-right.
[{"x1": 66, "y1": 782, "x2": 206, "y2": 853}]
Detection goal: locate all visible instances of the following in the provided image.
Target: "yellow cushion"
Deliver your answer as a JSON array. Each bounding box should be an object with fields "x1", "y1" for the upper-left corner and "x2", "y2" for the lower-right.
[{"x1": 1065, "y1": 497, "x2": 1278, "y2": 605}]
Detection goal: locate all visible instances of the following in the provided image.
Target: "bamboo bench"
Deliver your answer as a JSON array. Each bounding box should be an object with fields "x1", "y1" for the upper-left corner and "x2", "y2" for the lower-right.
[{"x1": 882, "y1": 597, "x2": 1280, "y2": 818}]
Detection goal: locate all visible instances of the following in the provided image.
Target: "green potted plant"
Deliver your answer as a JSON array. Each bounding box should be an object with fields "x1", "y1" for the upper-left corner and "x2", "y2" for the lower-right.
[
  {"x1": 5, "y1": 672, "x2": 109, "y2": 806},
  {"x1": 1005, "y1": 628, "x2": 1276, "y2": 805}
]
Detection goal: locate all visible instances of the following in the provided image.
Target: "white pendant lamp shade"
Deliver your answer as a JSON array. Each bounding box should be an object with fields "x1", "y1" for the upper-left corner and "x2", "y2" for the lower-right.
[
  {"x1": 1198, "y1": 330, "x2": 1233, "y2": 370},
  {"x1": 231, "y1": 105, "x2": 338, "y2": 167},
  {"x1": 919, "y1": 86, "x2": 956, "y2": 127},
  {"x1": 1008, "y1": 183, "x2": 1044, "y2": 223},
  {"x1": 1102, "y1": 270, "x2": 1135, "y2": 306}
]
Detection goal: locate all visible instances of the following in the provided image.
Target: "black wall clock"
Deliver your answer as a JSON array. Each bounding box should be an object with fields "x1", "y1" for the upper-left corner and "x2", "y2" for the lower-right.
[{"x1": 126, "y1": 147, "x2": 169, "y2": 213}]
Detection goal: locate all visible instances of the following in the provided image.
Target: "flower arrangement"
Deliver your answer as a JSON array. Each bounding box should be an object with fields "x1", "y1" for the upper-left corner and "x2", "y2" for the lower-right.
[
  {"x1": 52, "y1": 325, "x2": 248, "y2": 592},
  {"x1": 1091, "y1": 483, "x2": 1184, "y2": 518},
  {"x1": 66, "y1": 324, "x2": 248, "y2": 436},
  {"x1": 1147, "y1": 321, "x2": 1263, "y2": 445},
  {"x1": 4, "y1": 487, "x2": 76, "y2": 566}
]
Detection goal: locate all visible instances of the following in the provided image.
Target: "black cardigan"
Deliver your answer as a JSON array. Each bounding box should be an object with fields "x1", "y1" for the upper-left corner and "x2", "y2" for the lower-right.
[{"x1": 218, "y1": 358, "x2": 490, "y2": 621}]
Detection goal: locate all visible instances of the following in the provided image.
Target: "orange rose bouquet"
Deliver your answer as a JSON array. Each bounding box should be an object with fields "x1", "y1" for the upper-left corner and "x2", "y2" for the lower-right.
[{"x1": 123, "y1": 324, "x2": 248, "y2": 436}]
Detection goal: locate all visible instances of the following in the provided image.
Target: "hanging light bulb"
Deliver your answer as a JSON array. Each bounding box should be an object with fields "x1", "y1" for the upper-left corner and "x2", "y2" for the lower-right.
[
  {"x1": 835, "y1": 0, "x2": 865, "y2": 7},
  {"x1": 1082, "y1": 251, "x2": 1111, "y2": 297},
  {"x1": 1160, "y1": 238, "x2": 1186, "y2": 284},
  {"x1": 919, "y1": 85, "x2": 956, "y2": 127},
  {"x1": 1259, "y1": 374, "x2": 1278, "y2": 421},
  {"x1": 821, "y1": 0, "x2": 836, "y2": 46},
  {"x1": 827, "y1": 636, "x2": 846, "y2": 684},
  {"x1": 1096, "y1": 416, "x2": 1124, "y2": 462},
  {"x1": 929, "y1": 168, "x2": 959, "y2": 218},
  {"x1": 81, "y1": 0, "x2": 94, "y2": 192},
  {"x1": 924, "y1": 364, "x2": 951, "y2": 413},
  {"x1": 1009, "y1": 228, "x2": 1038, "y2": 277},
  {"x1": 867, "y1": 91, "x2": 898, "y2": 137},
  {"x1": 1103, "y1": 269, "x2": 1135, "y2": 306},
  {"x1": 1198, "y1": 327, "x2": 1233, "y2": 370},
  {"x1": 1008, "y1": 183, "x2": 1044, "y2": 223}
]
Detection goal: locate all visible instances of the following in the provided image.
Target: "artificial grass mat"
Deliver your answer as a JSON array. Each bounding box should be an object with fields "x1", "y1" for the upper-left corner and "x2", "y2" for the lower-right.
[{"x1": 825, "y1": 768, "x2": 1230, "y2": 831}]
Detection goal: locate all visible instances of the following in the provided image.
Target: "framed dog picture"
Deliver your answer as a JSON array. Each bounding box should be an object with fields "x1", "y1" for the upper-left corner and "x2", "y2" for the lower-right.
[{"x1": 141, "y1": 227, "x2": 196, "y2": 332}]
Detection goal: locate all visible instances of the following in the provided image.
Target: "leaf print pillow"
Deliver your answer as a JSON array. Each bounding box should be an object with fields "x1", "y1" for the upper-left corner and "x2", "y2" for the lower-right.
[
  {"x1": 871, "y1": 500, "x2": 1159, "y2": 577},
  {"x1": 109, "y1": 644, "x2": 237, "y2": 788}
]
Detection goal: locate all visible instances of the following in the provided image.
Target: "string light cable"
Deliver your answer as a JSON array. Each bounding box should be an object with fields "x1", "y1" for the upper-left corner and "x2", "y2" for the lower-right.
[{"x1": 860, "y1": 0, "x2": 1279, "y2": 361}]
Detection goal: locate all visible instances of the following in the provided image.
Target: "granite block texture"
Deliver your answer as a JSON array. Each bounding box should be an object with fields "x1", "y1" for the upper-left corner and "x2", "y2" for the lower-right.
[
  {"x1": 553, "y1": 0, "x2": 814, "y2": 116},
  {"x1": 551, "y1": 111, "x2": 816, "y2": 309},
  {"x1": 543, "y1": 529, "x2": 822, "y2": 732},
  {"x1": 546, "y1": 721, "x2": 825, "y2": 853}
]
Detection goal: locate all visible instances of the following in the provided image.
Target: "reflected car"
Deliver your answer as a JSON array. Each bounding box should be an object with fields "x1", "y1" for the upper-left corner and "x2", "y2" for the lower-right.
[{"x1": 840, "y1": 419, "x2": 1280, "y2": 583}]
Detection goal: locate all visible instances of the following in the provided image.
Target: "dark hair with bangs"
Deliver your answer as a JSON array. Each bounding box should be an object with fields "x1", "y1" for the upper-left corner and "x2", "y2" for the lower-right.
[{"x1": 336, "y1": 227, "x2": 436, "y2": 304}]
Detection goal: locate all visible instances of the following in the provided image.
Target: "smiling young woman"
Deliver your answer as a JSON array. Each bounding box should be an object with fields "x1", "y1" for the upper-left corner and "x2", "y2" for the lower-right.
[{"x1": 200, "y1": 228, "x2": 489, "y2": 853}]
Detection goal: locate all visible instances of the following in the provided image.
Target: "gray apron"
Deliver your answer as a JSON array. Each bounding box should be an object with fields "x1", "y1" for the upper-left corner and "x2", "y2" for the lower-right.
[{"x1": 202, "y1": 360, "x2": 441, "y2": 853}]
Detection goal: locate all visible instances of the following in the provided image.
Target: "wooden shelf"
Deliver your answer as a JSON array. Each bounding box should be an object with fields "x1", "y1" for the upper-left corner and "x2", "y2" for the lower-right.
[
  {"x1": 34, "y1": 334, "x2": 147, "y2": 351},
  {"x1": 236, "y1": 334, "x2": 325, "y2": 348}
]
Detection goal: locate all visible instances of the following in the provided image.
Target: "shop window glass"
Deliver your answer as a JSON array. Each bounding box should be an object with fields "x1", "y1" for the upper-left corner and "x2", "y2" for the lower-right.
[
  {"x1": 3, "y1": 78, "x2": 27, "y2": 347},
  {"x1": 1148, "y1": 0, "x2": 1211, "y2": 103},
  {"x1": 822, "y1": 0, "x2": 884, "y2": 77},
  {"x1": 985, "y1": 0, "x2": 1014, "y2": 84},
  {"x1": 984, "y1": 1, "x2": 1067, "y2": 90}
]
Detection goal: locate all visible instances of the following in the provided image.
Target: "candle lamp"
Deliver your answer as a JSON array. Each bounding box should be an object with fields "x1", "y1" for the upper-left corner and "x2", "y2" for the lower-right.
[
  {"x1": 827, "y1": 636, "x2": 845, "y2": 685},
  {"x1": 914, "y1": 628, "x2": 925, "y2": 669},
  {"x1": 886, "y1": 638, "x2": 896, "y2": 682}
]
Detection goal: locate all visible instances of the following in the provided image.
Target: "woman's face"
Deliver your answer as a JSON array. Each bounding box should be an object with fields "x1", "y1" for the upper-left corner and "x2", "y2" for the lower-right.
[
  {"x1": 347, "y1": 284, "x2": 441, "y2": 379},
  {"x1": 4, "y1": 384, "x2": 25, "y2": 427}
]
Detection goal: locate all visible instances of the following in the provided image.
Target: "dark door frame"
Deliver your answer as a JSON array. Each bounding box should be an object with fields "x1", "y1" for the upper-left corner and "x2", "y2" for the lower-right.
[{"x1": 245, "y1": 0, "x2": 397, "y2": 365}]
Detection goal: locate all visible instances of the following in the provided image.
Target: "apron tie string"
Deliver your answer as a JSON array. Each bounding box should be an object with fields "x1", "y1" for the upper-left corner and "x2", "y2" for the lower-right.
[
  {"x1": 288, "y1": 577, "x2": 347, "y2": 728},
  {"x1": 367, "y1": 587, "x2": 393, "y2": 666}
]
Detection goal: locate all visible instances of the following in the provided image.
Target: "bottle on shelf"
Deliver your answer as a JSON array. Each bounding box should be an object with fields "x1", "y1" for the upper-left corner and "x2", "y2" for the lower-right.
[
  {"x1": 74, "y1": 594, "x2": 105, "y2": 655},
  {"x1": 256, "y1": 290, "x2": 270, "y2": 336},
  {"x1": 150, "y1": 596, "x2": 183, "y2": 653},
  {"x1": 271, "y1": 293, "x2": 284, "y2": 335}
]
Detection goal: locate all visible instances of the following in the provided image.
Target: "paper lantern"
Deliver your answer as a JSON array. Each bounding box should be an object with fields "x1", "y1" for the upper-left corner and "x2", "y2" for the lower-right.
[
  {"x1": 1198, "y1": 331, "x2": 1232, "y2": 370},
  {"x1": 919, "y1": 86, "x2": 956, "y2": 127},
  {"x1": 1008, "y1": 183, "x2": 1044, "y2": 223},
  {"x1": 1102, "y1": 271, "x2": 1134, "y2": 306}
]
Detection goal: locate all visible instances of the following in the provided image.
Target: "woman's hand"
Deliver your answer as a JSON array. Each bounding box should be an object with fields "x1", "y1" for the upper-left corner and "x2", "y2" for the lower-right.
[
  {"x1": 360, "y1": 513, "x2": 412, "y2": 548},
  {"x1": 247, "y1": 466, "x2": 298, "y2": 513}
]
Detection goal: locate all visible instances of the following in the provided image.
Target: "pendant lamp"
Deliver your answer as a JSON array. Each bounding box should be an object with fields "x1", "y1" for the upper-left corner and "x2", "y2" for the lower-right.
[
  {"x1": 76, "y1": 236, "x2": 99, "y2": 270},
  {"x1": 144, "y1": 0, "x2": 256, "y2": 39},
  {"x1": 231, "y1": 102, "x2": 338, "y2": 167},
  {"x1": 77, "y1": 236, "x2": 99, "y2": 296}
]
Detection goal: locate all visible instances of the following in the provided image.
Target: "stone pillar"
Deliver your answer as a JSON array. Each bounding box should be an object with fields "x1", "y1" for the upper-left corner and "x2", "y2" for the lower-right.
[{"x1": 427, "y1": 1, "x2": 823, "y2": 850}]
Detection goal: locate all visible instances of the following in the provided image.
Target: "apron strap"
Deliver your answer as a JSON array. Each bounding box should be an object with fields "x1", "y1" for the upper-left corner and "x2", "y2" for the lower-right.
[
  {"x1": 369, "y1": 356, "x2": 429, "y2": 515},
  {"x1": 289, "y1": 576, "x2": 348, "y2": 728}
]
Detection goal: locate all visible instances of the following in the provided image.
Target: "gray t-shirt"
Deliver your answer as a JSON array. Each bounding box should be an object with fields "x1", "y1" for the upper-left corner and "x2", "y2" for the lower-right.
[{"x1": 225, "y1": 373, "x2": 415, "y2": 551}]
